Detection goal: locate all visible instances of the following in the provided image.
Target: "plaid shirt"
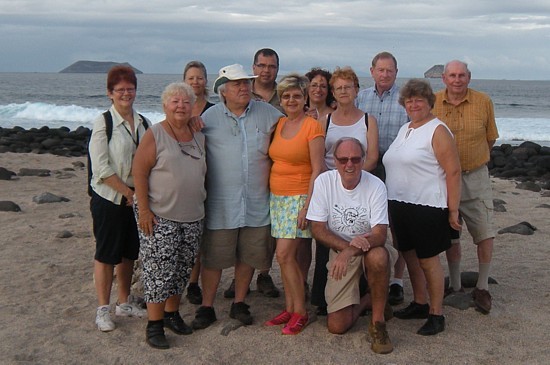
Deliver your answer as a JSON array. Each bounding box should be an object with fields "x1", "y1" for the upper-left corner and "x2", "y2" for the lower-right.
[
  {"x1": 356, "y1": 83, "x2": 409, "y2": 153},
  {"x1": 433, "y1": 88, "x2": 499, "y2": 171}
]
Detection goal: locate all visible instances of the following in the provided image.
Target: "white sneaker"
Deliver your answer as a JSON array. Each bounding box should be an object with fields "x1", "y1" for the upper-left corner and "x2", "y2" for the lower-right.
[
  {"x1": 96, "y1": 306, "x2": 115, "y2": 332},
  {"x1": 115, "y1": 302, "x2": 147, "y2": 318}
]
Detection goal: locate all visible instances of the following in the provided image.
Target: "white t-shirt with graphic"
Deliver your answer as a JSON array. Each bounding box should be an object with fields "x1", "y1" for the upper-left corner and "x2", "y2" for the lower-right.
[{"x1": 306, "y1": 170, "x2": 388, "y2": 242}]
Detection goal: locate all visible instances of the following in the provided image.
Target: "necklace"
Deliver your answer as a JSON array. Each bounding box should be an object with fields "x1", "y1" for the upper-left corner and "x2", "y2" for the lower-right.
[{"x1": 166, "y1": 121, "x2": 203, "y2": 159}]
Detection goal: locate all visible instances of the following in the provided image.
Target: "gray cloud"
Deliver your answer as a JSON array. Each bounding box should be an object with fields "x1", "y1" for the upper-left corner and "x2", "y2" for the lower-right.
[{"x1": 0, "y1": 1, "x2": 549, "y2": 79}]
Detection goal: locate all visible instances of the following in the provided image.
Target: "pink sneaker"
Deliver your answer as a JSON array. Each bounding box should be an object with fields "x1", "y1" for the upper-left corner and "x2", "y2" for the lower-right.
[
  {"x1": 264, "y1": 310, "x2": 291, "y2": 326},
  {"x1": 281, "y1": 312, "x2": 308, "y2": 335}
]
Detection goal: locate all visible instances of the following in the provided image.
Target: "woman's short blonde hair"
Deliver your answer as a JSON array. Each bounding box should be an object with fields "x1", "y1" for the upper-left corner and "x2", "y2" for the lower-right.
[{"x1": 276, "y1": 73, "x2": 309, "y2": 99}]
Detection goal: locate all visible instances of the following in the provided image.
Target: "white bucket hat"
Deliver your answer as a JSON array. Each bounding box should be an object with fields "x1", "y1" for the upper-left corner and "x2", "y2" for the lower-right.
[{"x1": 213, "y1": 64, "x2": 257, "y2": 93}]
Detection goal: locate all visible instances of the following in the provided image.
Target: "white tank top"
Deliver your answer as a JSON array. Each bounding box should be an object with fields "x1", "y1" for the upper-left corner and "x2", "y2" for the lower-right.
[
  {"x1": 324, "y1": 113, "x2": 368, "y2": 170},
  {"x1": 382, "y1": 118, "x2": 451, "y2": 208}
]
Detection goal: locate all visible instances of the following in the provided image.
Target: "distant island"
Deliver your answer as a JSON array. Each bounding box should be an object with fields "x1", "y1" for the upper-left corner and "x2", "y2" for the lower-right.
[
  {"x1": 424, "y1": 65, "x2": 444, "y2": 78},
  {"x1": 59, "y1": 61, "x2": 143, "y2": 74}
]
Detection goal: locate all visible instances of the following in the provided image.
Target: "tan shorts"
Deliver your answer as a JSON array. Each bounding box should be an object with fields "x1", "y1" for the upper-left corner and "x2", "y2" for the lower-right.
[
  {"x1": 200, "y1": 225, "x2": 274, "y2": 270},
  {"x1": 460, "y1": 165, "x2": 495, "y2": 244},
  {"x1": 325, "y1": 244, "x2": 397, "y2": 314}
]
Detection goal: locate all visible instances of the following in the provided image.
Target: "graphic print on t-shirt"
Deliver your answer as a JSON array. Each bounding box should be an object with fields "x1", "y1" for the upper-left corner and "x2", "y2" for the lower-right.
[{"x1": 331, "y1": 203, "x2": 371, "y2": 237}]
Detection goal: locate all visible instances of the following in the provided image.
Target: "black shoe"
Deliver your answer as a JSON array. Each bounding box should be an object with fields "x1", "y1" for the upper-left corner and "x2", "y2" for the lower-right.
[
  {"x1": 191, "y1": 306, "x2": 217, "y2": 330},
  {"x1": 229, "y1": 302, "x2": 253, "y2": 325},
  {"x1": 417, "y1": 314, "x2": 445, "y2": 336},
  {"x1": 315, "y1": 306, "x2": 327, "y2": 316},
  {"x1": 257, "y1": 273, "x2": 280, "y2": 298},
  {"x1": 224, "y1": 279, "x2": 236, "y2": 299},
  {"x1": 186, "y1": 283, "x2": 203, "y2": 305},
  {"x1": 146, "y1": 321, "x2": 169, "y2": 349},
  {"x1": 388, "y1": 283, "x2": 404, "y2": 305},
  {"x1": 394, "y1": 301, "x2": 430, "y2": 319},
  {"x1": 164, "y1": 311, "x2": 192, "y2": 335}
]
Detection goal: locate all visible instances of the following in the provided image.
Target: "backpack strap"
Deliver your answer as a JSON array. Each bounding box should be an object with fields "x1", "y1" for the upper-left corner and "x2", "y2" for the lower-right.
[
  {"x1": 102, "y1": 111, "x2": 113, "y2": 142},
  {"x1": 138, "y1": 113, "x2": 149, "y2": 130},
  {"x1": 325, "y1": 113, "x2": 332, "y2": 133}
]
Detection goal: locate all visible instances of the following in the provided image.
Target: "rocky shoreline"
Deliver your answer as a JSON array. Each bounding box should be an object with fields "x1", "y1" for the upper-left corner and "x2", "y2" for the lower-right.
[{"x1": 1, "y1": 125, "x2": 550, "y2": 189}]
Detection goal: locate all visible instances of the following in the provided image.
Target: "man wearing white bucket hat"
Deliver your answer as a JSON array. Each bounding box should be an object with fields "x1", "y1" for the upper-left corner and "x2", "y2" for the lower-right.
[{"x1": 192, "y1": 64, "x2": 283, "y2": 330}]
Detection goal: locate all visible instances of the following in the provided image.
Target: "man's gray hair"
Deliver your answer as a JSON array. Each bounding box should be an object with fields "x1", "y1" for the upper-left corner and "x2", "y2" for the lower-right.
[
  {"x1": 444, "y1": 60, "x2": 471, "y2": 76},
  {"x1": 333, "y1": 137, "x2": 366, "y2": 158}
]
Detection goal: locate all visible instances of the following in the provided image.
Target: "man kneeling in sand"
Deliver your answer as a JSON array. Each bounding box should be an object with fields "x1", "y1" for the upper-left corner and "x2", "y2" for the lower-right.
[{"x1": 306, "y1": 137, "x2": 393, "y2": 354}]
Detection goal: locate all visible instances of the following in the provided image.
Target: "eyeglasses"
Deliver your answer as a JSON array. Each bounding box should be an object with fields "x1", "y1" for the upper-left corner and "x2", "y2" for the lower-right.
[
  {"x1": 178, "y1": 136, "x2": 204, "y2": 160},
  {"x1": 334, "y1": 85, "x2": 354, "y2": 93},
  {"x1": 281, "y1": 93, "x2": 304, "y2": 101},
  {"x1": 310, "y1": 83, "x2": 328, "y2": 90},
  {"x1": 335, "y1": 156, "x2": 363, "y2": 165},
  {"x1": 254, "y1": 63, "x2": 278, "y2": 70},
  {"x1": 112, "y1": 88, "x2": 136, "y2": 94}
]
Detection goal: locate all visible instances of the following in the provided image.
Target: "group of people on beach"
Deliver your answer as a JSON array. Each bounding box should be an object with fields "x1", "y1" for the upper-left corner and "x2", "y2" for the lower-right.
[{"x1": 88, "y1": 48, "x2": 499, "y2": 354}]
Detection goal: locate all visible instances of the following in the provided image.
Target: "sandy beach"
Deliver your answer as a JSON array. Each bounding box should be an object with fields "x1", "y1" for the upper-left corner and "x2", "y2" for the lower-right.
[{"x1": 0, "y1": 152, "x2": 549, "y2": 365}]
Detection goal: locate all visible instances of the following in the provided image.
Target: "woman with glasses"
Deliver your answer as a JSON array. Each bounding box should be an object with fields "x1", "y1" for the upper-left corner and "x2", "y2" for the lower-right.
[
  {"x1": 310, "y1": 66, "x2": 380, "y2": 316},
  {"x1": 264, "y1": 73, "x2": 325, "y2": 335},
  {"x1": 325, "y1": 66, "x2": 379, "y2": 171},
  {"x1": 305, "y1": 67, "x2": 335, "y2": 124},
  {"x1": 383, "y1": 79, "x2": 461, "y2": 336},
  {"x1": 132, "y1": 82, "x2": 206, "y2": 349},
  {"x1": 89, "y1": 65, "x2": 150, "y2": 333}
]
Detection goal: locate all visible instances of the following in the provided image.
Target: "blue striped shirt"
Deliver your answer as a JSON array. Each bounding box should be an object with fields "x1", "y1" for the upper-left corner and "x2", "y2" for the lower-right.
[{"x1": 356, "y1": 83, "x2": 409, "y2": 153}]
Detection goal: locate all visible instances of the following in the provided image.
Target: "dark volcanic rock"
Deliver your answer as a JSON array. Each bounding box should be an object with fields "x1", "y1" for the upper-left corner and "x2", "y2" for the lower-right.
[
  {"x1": 498, "y1": 221, "x2": 537, "y2": 235},
  {"x1": 0, "y1": 167, "x2": 16, "y2": 180},
  {"x1": 0, "y1": 201, "x2": 21, "y2": 212},
  {"x1": 18, "y1": 168, "x2": 51, "y2": 177},
  {"x1": 32, "y1": 192, "x2": 70, "y2": 204},
  {"x1": 493, "y1": 199, "x2": 507, "y2": 212},
  {"x1": 56, "y1": 230, "x2": 73, "y2": 238},
  {"x1": 515, "y1": 181, "x2": 541, "y2": 192},
  {"x1": 0, "y1": 126, "x2": 89, "y2": 157}
]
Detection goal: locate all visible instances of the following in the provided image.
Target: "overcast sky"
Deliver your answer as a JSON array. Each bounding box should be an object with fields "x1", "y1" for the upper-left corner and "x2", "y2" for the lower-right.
[{"x1": 1, "y1": 1, "x2": 549, "y2": 80}]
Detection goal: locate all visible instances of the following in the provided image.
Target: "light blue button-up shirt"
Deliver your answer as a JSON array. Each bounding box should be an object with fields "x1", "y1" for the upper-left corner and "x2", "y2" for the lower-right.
[
  {"x1": 202, "y1": 100, "x2": 283, "y2": 230},
  {"x1": 356, "y1": 83, "x2": 409, "y2": 153}
]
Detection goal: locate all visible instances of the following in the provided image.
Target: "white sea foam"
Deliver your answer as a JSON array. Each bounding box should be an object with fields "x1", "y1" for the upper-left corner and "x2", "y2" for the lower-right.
[
  {"x1": 0, "y1": 102, "x2": 164, "y2": 129},
  {"x1": 1, "y1": 102, "x2": 550, "y2": 145}
]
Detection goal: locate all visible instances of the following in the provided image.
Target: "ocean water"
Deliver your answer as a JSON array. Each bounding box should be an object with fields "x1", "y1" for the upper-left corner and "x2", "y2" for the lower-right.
[{"x1": 0, "y1": 73, "x2": 549, "y2": 145}]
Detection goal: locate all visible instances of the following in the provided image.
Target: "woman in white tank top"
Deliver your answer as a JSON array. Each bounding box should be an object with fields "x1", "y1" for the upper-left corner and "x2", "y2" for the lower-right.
[
  {"x1": 383, "y1": 79, "x2": 461, "y2": 336},
  {"x1": 324, "y1": 67, "x2": 379, "y2": 171}
]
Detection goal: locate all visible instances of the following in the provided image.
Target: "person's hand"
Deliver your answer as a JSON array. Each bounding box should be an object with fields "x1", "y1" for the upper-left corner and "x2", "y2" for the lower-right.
[
  {"x1": 449, "y1": 210, "x2": 461, "y2": 231},
  {"x1": 138, "y1": 208, "x2": 158, "y2": 236},
  {"x1": 349, "y1": 233, "x2": 371, "y2": 252},
  {"x1": 329, "y1": 248, "x2": 354, "y2": 281},
  {"x1": 189, "y1": 116, "x2": 205, "y2": 132},
  {"x1": 305, "y1": 107, "x2": 319, "y2": 120},
  {"x1": 124, "y1": 188, "x2": 134, "y2": 206},
  {"x1": 297, "y1": 208, "x2": 309, "y2": 231}
]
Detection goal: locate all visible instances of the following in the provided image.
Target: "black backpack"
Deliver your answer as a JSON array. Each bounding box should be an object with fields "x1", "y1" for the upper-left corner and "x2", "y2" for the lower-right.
[{"x1": 87, "y1": 111, "x2": 148, "y2": 196}]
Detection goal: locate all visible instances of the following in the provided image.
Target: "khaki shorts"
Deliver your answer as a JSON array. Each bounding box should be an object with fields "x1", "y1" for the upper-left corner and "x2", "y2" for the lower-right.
[
  {"x1": 325, "y1": 244, "x2": 396, "y2": 314},
  {"x1": 460, "y1": 165, "x2": 495, "y2": 244},
  {"x1": 200, "y1": 225, "x2": 274, "y2": 270}
]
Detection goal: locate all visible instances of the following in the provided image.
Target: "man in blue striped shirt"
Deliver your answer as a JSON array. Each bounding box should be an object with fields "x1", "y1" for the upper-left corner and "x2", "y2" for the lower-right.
[{"x1": 355, "y1": 52, "x2": 409, "y2": 306}]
